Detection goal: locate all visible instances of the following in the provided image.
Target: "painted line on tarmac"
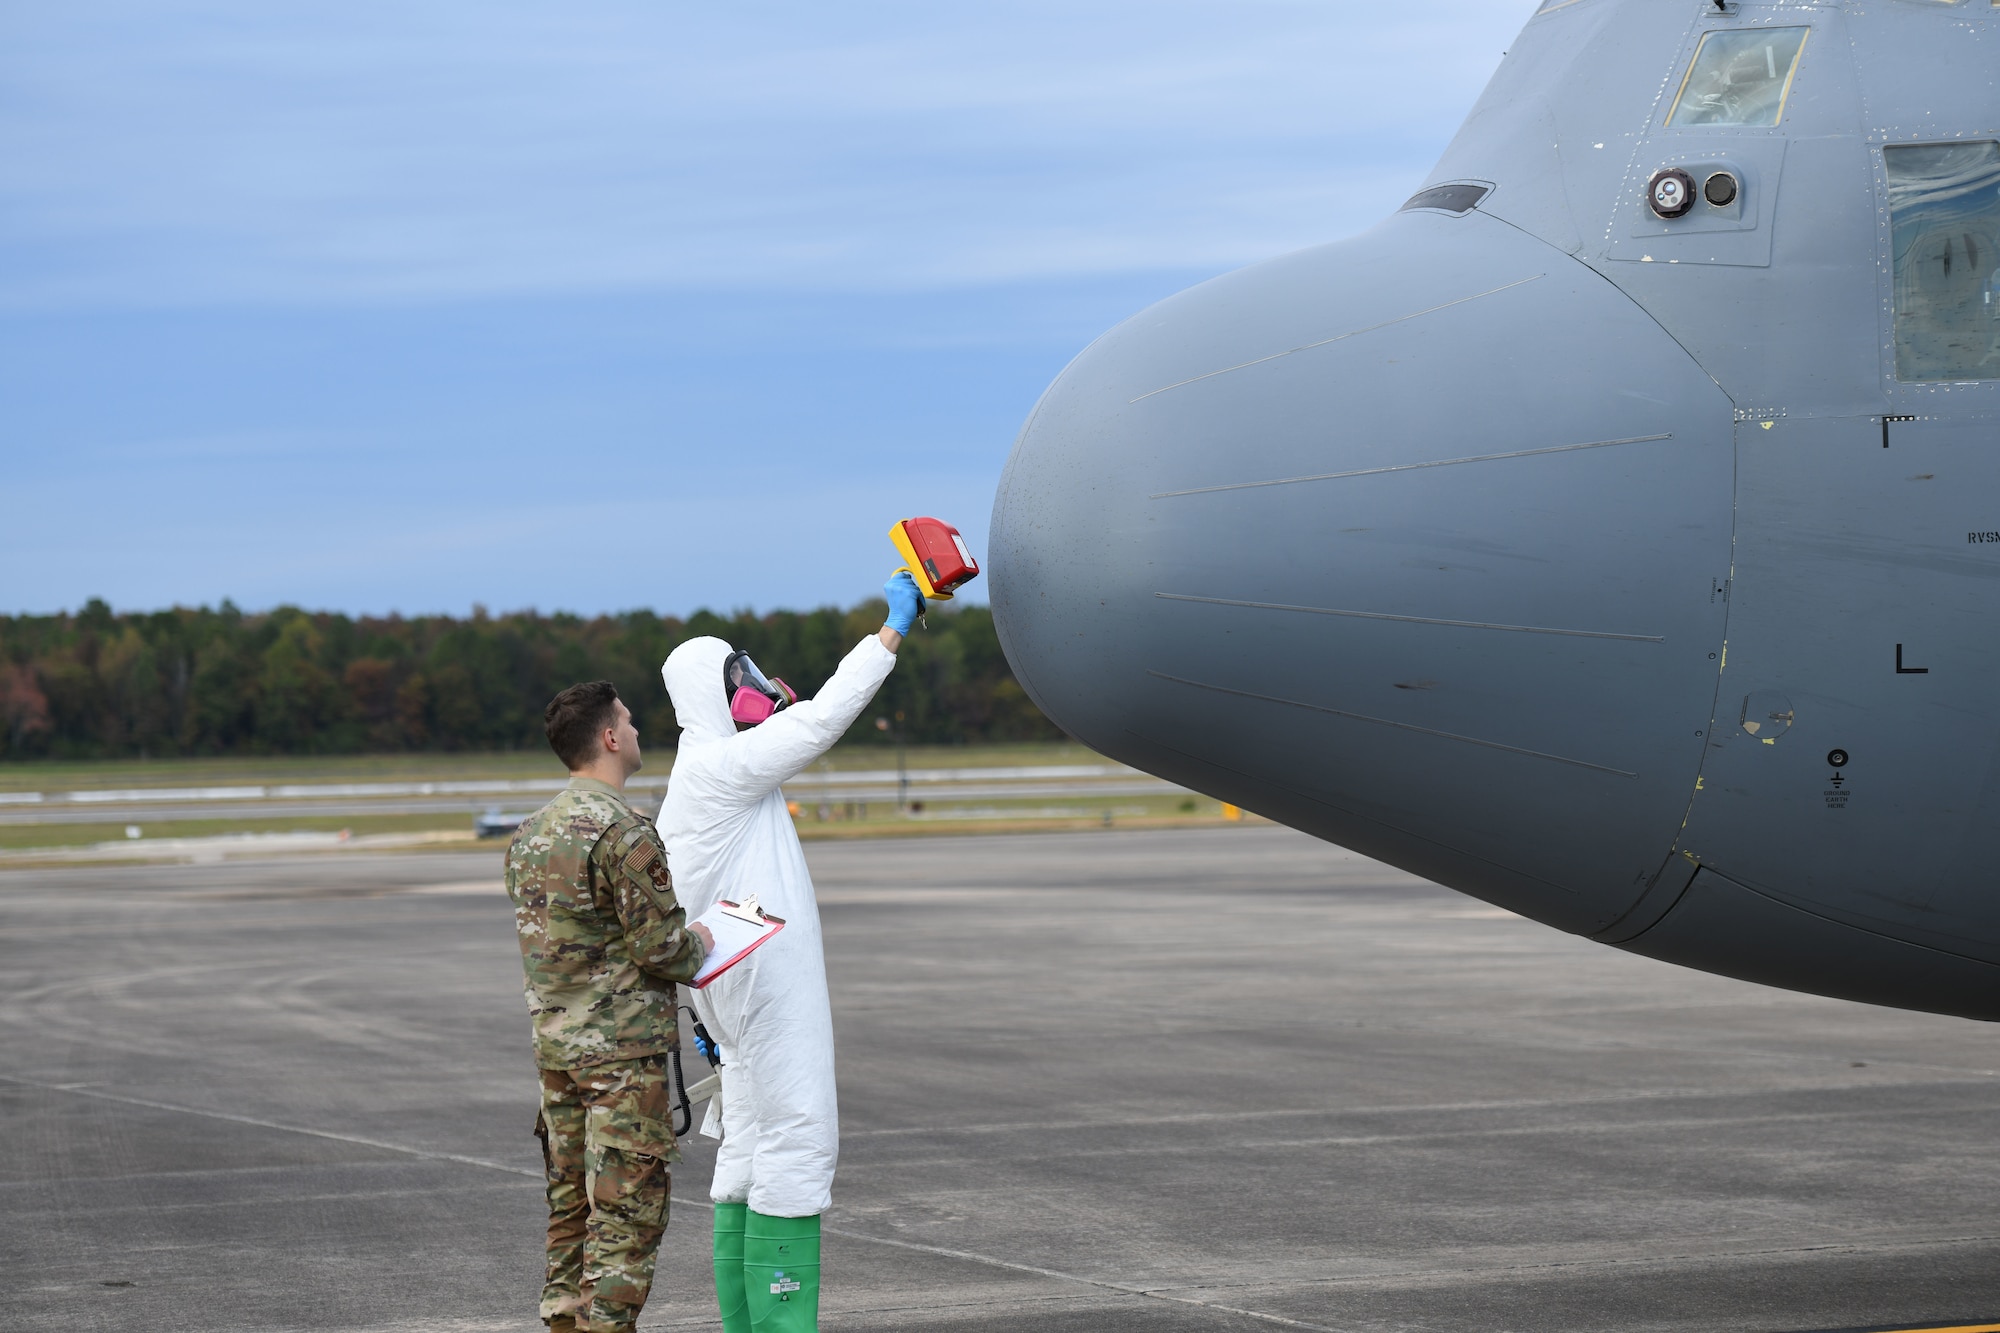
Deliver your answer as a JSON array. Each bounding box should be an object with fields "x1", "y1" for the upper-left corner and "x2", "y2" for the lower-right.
[
  {"x1": 19, "y1": 1074, "x2": 2000, "y2": 1333},
  {"x1": 803, "y1": 1223, "x2": 1348, "y2": 1332},
  {"x1": 0, "y1": 1073, "x2": 542, "y2": 1177},
  {"x1": 3, "y1": 1073, "x2": 1348, "y2": 1333},
  {"x1": 1790, "y1": 1324, "x2": 2000, "y2": 1333},
  {"x1": 841, "y1": 1077, "x2": 2000, "y2": 1141}
]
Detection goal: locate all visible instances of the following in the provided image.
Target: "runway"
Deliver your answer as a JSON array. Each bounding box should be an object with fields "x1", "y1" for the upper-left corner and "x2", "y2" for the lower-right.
[{"x1": 5, "y1": 826, "x2": 2000, "y2": 1332}]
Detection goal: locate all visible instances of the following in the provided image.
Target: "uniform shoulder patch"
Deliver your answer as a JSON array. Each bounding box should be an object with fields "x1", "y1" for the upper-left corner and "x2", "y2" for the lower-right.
[{"x1": 622, "y1": 839, "x2": 660, "y2": 874}]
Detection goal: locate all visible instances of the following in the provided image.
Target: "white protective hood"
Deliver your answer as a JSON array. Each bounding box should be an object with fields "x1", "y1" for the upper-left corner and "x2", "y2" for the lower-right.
[{"x1": 659, "y1": 632, "x2": 897, "y2": 1217}]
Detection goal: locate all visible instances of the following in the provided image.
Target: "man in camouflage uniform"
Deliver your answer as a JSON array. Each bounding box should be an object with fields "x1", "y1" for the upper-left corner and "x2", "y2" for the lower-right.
[{"x1": 506, "y1": 680, "x2": 713, "y2": 1333}]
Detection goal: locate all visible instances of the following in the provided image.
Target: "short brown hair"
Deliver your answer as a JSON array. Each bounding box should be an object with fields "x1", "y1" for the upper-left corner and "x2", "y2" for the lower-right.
[{"x1": 544, "y1": 681, "x2": 621, "y2": 770}]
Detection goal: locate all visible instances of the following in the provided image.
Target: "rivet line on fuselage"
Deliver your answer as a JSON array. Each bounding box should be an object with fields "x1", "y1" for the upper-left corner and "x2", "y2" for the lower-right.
[
  {"x1": 1146, "y1": 669, "x2": 1640, "y2": 778},
  {"x1": 1128, "y1": 274, "x2": 1546, "y2": 405},
  {"x1": 1155, "y1": 592, "x2": 1666, "y2": 643},
  {"x1": 1149, "y1": 432, "x2": 1675, "y2": 500}
]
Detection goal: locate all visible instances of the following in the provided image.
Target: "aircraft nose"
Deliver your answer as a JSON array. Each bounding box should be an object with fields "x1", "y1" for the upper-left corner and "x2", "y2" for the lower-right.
[{"x1": 989, "y1": 209, "x2": 1738, "y2": 931}]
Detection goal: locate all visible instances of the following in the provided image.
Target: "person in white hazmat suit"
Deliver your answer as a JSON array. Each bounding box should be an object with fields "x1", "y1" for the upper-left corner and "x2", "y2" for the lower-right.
[{"x1": 658, "y1": 570, "x2": 924, "y2": 1333}]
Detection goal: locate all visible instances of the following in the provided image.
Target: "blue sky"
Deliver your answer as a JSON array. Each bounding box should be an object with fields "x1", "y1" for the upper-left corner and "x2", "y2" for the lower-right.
[{"x1": 1, "y1": 2, "x2": 1529, "y2": 619}]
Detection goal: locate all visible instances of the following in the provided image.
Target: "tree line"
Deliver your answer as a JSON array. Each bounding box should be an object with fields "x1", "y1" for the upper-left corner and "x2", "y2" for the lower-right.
[{"x1": 0, "y1": 598, "x2": 1060, "y2": 760}]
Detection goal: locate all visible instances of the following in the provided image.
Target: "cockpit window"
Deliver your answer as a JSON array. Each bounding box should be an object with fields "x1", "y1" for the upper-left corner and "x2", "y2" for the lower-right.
[
  {"x1": 1665, "y1": 27, "x2": 1810, "y2": 128},
  {"x1": 1884, "y1": 142, "x2": 2000, "y2": 381}
]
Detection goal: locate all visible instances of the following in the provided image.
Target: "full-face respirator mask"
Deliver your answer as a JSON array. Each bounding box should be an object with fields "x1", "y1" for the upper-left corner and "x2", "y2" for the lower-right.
[{"x1": 724, "y1": 650, "x2": 797, "y2": 726}]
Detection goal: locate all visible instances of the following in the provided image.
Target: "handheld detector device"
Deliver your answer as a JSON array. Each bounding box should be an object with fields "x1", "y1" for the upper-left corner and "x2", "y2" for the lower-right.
[{"x1": 890, "y1": 517, "x2": 980, "y2": 601}]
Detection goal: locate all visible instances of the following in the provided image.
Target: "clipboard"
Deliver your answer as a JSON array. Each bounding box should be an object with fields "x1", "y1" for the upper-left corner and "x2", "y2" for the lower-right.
[{"x1": 688, "y1": 894, "x2": 786, "y2": 989}]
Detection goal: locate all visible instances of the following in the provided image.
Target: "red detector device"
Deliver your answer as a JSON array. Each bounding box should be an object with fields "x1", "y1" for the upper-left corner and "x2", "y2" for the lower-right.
[{"x1": 890, "y1": 517, "x2": 980, "y2": 600}]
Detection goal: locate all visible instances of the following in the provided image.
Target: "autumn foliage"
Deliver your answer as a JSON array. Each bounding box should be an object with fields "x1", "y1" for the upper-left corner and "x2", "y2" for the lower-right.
[{"x1": 0, "y1": 598, "x2": 1059, "y2": 759}]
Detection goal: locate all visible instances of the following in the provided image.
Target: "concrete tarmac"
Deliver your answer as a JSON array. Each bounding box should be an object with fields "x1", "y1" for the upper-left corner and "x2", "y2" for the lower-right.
[{"x1": 5, "y1": 826, "x2": 2000, "y2": 1333}]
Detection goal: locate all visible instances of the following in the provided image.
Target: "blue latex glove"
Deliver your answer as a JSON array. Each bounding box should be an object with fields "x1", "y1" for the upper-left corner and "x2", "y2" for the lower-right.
[{"x1": 884, "y1": 570, "x2": 926, "y2": 635}]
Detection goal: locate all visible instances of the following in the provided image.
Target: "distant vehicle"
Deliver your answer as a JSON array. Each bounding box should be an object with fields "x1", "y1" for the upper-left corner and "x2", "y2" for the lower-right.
[
  {"x1": 475, "y1": 809, "x2": 527, "y2": 839},
  {"x1": 991, "y1": 1, "x2": 2000, "y2": 1020}
]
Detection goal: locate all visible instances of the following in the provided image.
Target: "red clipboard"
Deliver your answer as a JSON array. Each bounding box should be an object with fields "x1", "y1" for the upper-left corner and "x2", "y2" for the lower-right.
[{"x1": 688, "y1": 897, "x2": 786, "y2": 989}]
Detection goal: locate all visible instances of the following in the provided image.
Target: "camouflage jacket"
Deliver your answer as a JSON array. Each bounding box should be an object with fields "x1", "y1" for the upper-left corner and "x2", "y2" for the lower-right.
[{"x1": 505, "y1": 777, "x2": 707, "y2": 1070}]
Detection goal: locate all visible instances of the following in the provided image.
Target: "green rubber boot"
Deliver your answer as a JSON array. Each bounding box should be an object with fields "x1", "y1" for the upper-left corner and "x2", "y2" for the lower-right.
[
  {"x1": 714, "y1": 1202, "x2": 752, "y2": 1333},
  {"x1": 743, "y1": 1210, "x2": 821, "y2": 1332}
]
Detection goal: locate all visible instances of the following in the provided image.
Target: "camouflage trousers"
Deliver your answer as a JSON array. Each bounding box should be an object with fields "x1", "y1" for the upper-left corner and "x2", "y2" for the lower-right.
[{"x1": 534, "y1": 1055, "x2": 680, "y2": 1332}]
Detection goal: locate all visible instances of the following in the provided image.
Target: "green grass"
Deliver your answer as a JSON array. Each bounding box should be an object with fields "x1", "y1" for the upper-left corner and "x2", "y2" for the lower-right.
[
  {"x1": 0, "y1": 741, "x2": 1165, "y2": 860},
  {"x1": 789, "y1": 790, "x2": 1253, "y2": 841},
  {"x1": 0, "y1": 741, "x2": 1104, "y2": 794},
  {"x1": 789, "y1": 741, "x2": 1101, "y2": 773},
  {"x1": 0, "y1": 751, "x2": 569, "y2": 793},
  {"x1": 0, "y1": 811, "x2": 472, "y2": 852},
  {"x1": 791, "y1": 790, "x2": 1221, "y2": 828},
  {"x1": 0, "y1": 781, "x2": 1242, "y2": 861},
  {"x1": 0, "y1": 795, "x2": 1240, "y2": 856}
]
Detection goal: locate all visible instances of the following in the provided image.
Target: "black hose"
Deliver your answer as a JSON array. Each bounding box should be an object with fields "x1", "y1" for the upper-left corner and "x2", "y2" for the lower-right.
[
  {"x1": 669, "y1": 1041, "x2": 693, "y2": 1137},
  {"x1": 670, "y1": 1005, "x2": 721, "y2": 1139}
]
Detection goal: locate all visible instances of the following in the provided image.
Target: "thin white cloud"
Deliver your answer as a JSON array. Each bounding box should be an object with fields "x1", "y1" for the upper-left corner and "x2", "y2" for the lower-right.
[{"x1": 0, "y1": 1, "x2": 1530, "y2": 308}]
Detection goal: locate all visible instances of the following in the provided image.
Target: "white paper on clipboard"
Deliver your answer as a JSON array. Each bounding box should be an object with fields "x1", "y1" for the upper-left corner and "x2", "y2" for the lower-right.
[{"x1": 687, "y1": 897, "x2": 785, "y2": 989}]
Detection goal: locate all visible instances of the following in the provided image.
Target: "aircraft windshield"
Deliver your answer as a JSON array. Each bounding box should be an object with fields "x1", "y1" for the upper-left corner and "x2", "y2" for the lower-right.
[
  {"x1": 1885, "y1": 142, "x2": 2000, "y2": 381},
  {"x1": 1666, "y1": 27, "x2": 1809, "y2": 128}
]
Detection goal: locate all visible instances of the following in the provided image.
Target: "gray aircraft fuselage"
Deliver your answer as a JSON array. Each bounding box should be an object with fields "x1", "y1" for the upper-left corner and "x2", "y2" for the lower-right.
[{"x1": 989, "y1": 0, "x2": 2000, "y2": 1018}]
